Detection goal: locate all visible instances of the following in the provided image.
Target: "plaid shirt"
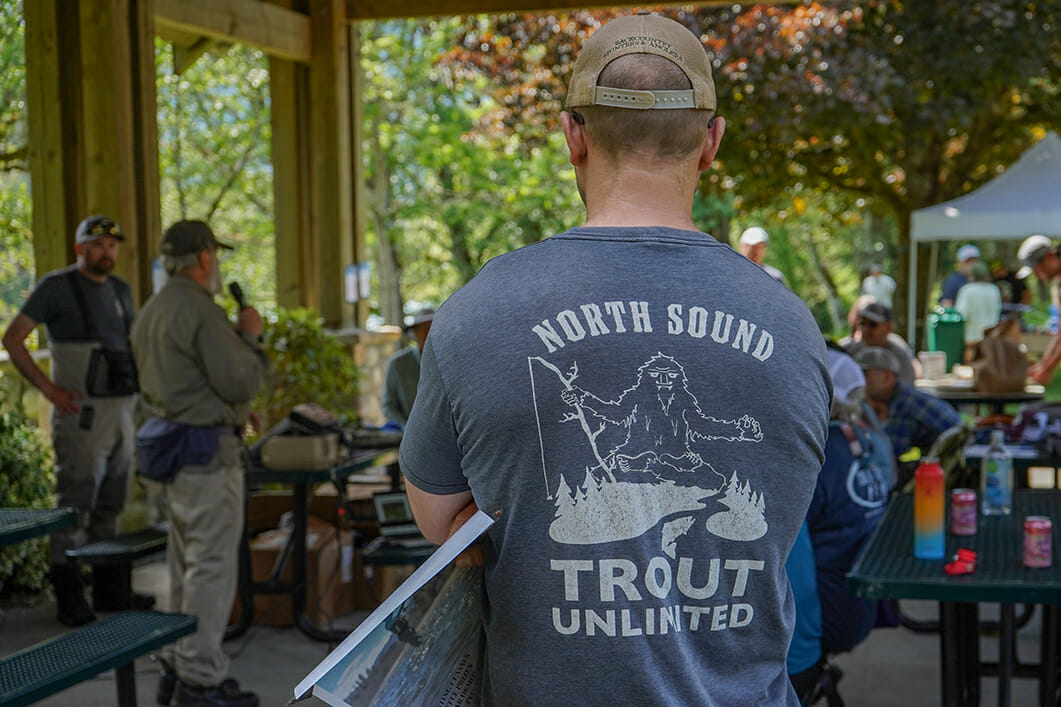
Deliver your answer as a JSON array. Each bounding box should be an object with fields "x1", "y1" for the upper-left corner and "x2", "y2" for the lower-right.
[{"x1": 884, "y1": 381, "x2": 963, "y2": 459}]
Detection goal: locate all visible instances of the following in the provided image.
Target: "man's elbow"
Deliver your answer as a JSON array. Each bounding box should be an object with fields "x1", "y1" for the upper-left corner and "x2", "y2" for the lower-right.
[{"x1": 406, "y1": 486, "x2": 474, "y2": 545}]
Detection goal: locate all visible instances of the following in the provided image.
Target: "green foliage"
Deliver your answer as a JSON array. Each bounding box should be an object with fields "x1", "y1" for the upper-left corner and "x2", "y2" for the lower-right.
[
  {"x1": 156, "y1": 40, "x2": 276, "y2": 309},
  {"x1": 0, "y1": 0, "x2": 33, "y2": 323},
  {"x1": 0, "y1": 406, "x2": 56, "y2": 600},
  {"x1": 254, "y1": 308, "x2": 360, "y2": 433},
  {"x1": 360, "y1": 19, "x2": 583, "y2": 324}
]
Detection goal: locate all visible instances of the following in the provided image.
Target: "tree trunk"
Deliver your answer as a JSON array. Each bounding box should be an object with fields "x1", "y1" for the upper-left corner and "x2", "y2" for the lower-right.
[{"x1": 368, "y1": 113, "x2": 403, "y2": 325}]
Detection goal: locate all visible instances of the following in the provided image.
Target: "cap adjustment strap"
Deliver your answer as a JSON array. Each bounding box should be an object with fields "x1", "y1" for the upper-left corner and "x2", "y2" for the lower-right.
[{"x1": 593, "y1": 87, "x2": 696, "y2": 109}]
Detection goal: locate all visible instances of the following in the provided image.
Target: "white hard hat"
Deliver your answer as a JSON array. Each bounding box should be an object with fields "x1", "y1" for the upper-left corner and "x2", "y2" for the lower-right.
[
  {"x1": 739, "y1": 227, "x2": 769, "y2": 247},
  {"x1": 1017, "y1": 234, "x2": 1053, "y2": 279}
]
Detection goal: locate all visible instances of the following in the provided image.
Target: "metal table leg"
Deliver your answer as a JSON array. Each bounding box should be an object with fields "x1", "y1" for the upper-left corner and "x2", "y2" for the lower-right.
[
  {"x1": 998, "y1": 603, "x2": 1014, "y2": 707},
  {"x1": 1039, "y1": 604, "x2": 1058, "y2": 706},
  {"x1": 941, "y1": 601, "x2": 964, "y2": 707}
]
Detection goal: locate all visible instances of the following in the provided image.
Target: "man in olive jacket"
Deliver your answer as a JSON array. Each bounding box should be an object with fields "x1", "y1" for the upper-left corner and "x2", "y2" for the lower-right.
[{"x1": 132, "y1": 220, "x2": 267, "y2": 707}]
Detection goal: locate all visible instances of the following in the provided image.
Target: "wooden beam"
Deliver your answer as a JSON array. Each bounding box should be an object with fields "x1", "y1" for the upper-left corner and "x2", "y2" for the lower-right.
[
  {"x1": 25, "y1": 0, "x2": 78, "y2": 276},
  {"x1": 130, "y1": 0, "x2": 162, "y2": 301},
  {"x1": 80, "y1": 0, "x2": 143, "y2": 296},
  {"x1": 309, "y1": 0, "x2": 355, "y2": 328},
  {"x1": 346, "y1": 0, "x2": 748, "y2": 20},
  {"x1": 155, "y1": 0, "x2": 311, "y2": 63},
  {"x1": 173, "y1": 37, "x2": 218, "y2": 75},
  {"x1": 270, "y1": 55, "x2": 314, "y2": 309}
]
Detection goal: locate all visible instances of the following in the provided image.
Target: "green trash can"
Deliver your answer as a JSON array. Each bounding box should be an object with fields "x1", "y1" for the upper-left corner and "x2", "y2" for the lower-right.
[{"x1": 926, "y1": 306, "x2": 964, "y2": 373}]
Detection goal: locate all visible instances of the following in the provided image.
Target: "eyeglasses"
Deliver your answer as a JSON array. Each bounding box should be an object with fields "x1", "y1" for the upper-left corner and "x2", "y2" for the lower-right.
[
  {"x1": 87, "y1": 222, "x2": 121, "y2": 238},
  {"x1": 569, "y1": 110, "x2": 585, "y2": 125},
  {"x1": 857, "y1": 319, "x2": 881, "y2": 329}
]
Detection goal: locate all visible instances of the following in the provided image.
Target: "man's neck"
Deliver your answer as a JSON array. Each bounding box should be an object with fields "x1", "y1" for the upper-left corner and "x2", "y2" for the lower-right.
[{"x1": 581, "y1": 162, "x2": 699, "y2": 231}]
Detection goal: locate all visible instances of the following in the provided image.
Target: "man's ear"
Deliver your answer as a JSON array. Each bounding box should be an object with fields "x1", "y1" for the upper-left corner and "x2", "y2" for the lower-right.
[
  {"x1": 698, "y1": 115, "x2": 726, "y2": 172},
  {"x1": 561, "y1": 111, "x2": 588, "y2": 167}
]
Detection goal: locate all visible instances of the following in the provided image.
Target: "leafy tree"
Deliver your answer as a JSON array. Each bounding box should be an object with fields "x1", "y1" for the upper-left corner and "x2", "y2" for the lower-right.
[
  {"x1": 0, "y1": 0, "x2": 33, "y2": 325},
  {"x1": 360, "y1": 18, "x2": 582, "y2": 324},
  {"x1": 156, "y1": 41, "x2": 276, "y2": 309},
  {"x1": 439, "y1": 4, "x2": 1061, "y2": 340},
  {"x1": 702, "y1": 1, "x2": 1061, "y2": 338}
]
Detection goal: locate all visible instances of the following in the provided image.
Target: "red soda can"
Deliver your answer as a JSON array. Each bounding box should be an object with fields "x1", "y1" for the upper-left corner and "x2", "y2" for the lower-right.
[
  {"x1": 950, "y1": 489, "x2": 977, "y2": 536},
  {"x1": 1023, "y1": 516, "x2": 1053, "y2": 568}
]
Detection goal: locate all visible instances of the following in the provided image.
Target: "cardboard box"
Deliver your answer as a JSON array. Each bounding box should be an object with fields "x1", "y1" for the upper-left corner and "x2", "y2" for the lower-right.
[
  {"x1": 233, "y1": 516, "x2": 366, "y2": 627},
  {"x1": 246, "y1": 490, "x2": 295, "y2": 535}
]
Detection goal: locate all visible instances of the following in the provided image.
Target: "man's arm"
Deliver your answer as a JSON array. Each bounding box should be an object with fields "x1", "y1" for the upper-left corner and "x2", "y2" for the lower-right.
[
  {"x1": 406, "y1": 484, "x2": 474, "y2": 546},
  {"x1": 1, "y1": 313, "x2": 81, "y2": 414},
  {"x1": 197, "y1": 305, "x2": 268, "y2": 404},
  {"x1": 1029, "y1": 334, "x2": 1061, "y2": 384}
]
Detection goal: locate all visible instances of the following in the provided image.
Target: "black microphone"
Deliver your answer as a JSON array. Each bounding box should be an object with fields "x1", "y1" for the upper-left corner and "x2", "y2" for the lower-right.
[{"x1": 229, "y1": 281, "x2": 248, "y2": 310}]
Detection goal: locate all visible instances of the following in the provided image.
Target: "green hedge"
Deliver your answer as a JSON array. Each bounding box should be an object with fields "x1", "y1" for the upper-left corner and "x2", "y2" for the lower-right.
[{"x1": 0, "y1": 409, "x2": 55, "y2": 600}]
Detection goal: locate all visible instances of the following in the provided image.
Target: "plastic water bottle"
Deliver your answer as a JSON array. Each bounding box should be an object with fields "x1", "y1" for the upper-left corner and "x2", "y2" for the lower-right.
[
  {"x1": 1049, "y1": 305, "x2": 1060, "y2": 335},
  {"x1": 914, "y1": 458, "x2": 945, "y2": 559},
  {"x1": 981, "y1": 430, "x2": 1013, "y2": 516}
]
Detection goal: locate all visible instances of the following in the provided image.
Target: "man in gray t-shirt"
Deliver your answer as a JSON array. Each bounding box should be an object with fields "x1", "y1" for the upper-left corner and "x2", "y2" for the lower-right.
[
  {"x1": 400, "y1": 15, "x2": 830, "y2": 706},
  {"x1": 1, "y1": 214, "x2": 143, "y2": 627}
]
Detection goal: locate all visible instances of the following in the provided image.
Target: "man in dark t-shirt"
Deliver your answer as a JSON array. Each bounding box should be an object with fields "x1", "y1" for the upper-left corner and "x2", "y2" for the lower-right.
[
  {"x1": 1, "y1": 214, "x2": 146, "y2": 626},
  {"x1": 400, "y1": 15, "x2": 829, "y2": 705}
]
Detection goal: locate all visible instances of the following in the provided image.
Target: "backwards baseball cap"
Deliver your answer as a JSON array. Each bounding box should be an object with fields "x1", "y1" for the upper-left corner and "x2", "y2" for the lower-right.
[
  {"x1": 854, "y1": 346, "x2": 900, "y2": 376},
  {"x1": 957, "y1": 244, "x2": 980, "y2": 263},
  {"x1": 75, "y1": 215, "x2": 124, "y2": 244},
  {"x1": 161, "y1": 220, "x2": 234, "y2": 257},
  {"x1": 858, "y1": 301, "x2": 893, "y2": 324},
  {"x1": 565, "y1": 13, "x2": 716, "y2": 111},
  {"x1": 739, "y1": 227, "x2": 769, "y2": 247},
  {"x1": 1017, "y1": 234, "x2": 1053, "y2": 279}
]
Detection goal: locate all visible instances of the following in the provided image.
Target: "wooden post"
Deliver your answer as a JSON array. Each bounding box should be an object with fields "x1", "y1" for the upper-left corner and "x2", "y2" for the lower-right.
[
  {"x1": 79, "y1": 0, "x2": 160, "y2": 302},
  {"x1": 24, "y1": 0, "x2": 82, "y2": 275},
  {"x1": 309, "y1": 0, "x2": 354, "y2": 328},
  {"x1": 349, "y1": 23, "x2": 369, "y2": 326},
  {"x1": 270, "y1": 55, "x2": 315, "y2": 309},
  {"x1": 26, "y1": 0, "x2": 160, "y2": 303}
]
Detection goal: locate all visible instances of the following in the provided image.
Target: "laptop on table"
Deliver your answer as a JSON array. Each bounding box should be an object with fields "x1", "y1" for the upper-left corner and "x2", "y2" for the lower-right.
[{"x1": 372, "y1": 492, "x2": 433, "y2": 548}]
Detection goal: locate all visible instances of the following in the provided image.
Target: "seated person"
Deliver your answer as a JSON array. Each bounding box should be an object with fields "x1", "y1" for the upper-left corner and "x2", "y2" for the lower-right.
[
  {"x1": 381, "y1": 308, "x2": 434, "y2": 429},
  {"x1": 840, "y1": 301, "x2": 920, "y2": 384},
  {"x1": 811, "y1": 346, "x2": 896, "y2": 655},
  {"x1": 856, "y1": 346, "x2": 962, "y2": 464}
]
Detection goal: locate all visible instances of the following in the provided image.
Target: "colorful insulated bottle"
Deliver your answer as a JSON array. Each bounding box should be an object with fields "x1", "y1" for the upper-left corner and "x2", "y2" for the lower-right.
[{"x1": 914, "y1": 458, "x2": 945, "y2": 559}]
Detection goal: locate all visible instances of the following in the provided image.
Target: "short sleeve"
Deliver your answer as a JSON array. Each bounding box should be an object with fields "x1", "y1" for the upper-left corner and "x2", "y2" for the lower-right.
[
  {"x1": 399, "y1": 337, "x2": 469, "y2": 495},
  {"x1": 20, "y1": 275, "x2": 60, "y2": 325}
]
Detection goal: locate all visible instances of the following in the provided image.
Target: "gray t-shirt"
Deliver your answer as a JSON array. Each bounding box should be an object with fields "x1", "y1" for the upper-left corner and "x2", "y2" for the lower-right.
[
  {"x1": 21, "y1": 265, "x2": 135, "y2": 350},
  {"x1": 401, "y1": 227, "x2": 830, "y2": 705}
]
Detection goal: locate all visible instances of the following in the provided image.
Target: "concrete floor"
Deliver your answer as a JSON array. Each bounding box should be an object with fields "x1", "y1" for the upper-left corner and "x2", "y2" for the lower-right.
[{"x1": 0, "y1": 560, "x2": 1045, "y2": 707}]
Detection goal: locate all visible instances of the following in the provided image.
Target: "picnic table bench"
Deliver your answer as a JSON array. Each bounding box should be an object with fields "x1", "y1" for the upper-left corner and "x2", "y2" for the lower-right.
[
  {"x1": 66, "y1": 524, "x2": 168, "y2": 610},
  {"x1": 0, "y1": 610, "x2": 196, "y2": 707}
]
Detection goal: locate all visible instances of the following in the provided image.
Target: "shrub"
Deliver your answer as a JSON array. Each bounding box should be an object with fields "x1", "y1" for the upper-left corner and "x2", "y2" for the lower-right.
[
  {"x1": 254, "y1": 307, "x2": 361, "y2": 433},
  {"x1": 0, "y1": 410, "x2": 56, "y2": 600}
]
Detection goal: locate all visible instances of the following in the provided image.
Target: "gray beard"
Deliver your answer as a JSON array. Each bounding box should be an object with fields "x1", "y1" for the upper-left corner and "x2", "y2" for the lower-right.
[{"x1": 207, "y1": 257, "x2": 223, "y2": 296}]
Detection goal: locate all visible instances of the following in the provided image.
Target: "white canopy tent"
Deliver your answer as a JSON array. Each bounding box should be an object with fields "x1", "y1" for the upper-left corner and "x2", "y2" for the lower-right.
[{"x1": 906, "y1": 131, "x2": 1061, "y2": 342}]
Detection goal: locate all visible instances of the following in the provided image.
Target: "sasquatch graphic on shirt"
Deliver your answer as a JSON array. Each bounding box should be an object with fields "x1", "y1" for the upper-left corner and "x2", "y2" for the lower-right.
[{"x1": 530, "y1": 352, "x2": 768, "y2": 557}]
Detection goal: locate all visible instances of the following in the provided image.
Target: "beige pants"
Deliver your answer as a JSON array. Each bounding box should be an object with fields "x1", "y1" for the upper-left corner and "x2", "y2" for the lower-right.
[{"x1": 161, "y1": 433, "x2": 244, "y2": 687}]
